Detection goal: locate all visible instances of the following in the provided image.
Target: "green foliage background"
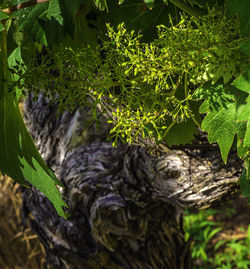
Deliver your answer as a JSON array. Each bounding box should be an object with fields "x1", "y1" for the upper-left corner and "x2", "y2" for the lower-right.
[{"x1": 0, "y1": 0, "x2": 249, "y2": 217}]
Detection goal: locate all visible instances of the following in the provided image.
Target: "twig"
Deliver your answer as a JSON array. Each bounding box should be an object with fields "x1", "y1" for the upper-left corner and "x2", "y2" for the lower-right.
[{"x1": 2, "y1": 0, "x2": 50, "y2": 14}]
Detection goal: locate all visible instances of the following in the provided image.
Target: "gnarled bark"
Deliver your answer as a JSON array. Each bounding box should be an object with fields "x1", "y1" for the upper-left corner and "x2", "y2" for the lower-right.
[{"x1": 21, "y1": 94, "x2": 242, "y2": 269}]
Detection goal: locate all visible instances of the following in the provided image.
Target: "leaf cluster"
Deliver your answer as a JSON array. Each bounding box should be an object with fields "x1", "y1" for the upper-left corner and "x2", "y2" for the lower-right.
[{"x1": 19, "y1": 8, "x2": 247, "y2": 149}]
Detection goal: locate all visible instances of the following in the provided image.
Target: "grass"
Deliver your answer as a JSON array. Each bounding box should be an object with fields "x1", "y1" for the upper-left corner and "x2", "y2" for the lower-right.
[
  {"x1": 184, "y1": 197, "x2": 250, "y2": 269},
  {"x1": 0, "y1": 174, "x2": 45, "y2": 269}
]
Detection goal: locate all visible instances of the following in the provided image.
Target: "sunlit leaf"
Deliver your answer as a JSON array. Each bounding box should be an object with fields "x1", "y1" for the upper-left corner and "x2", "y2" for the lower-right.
[
  {"x1": 0, "y1": 26, "x2": 68, "y2": 219},
  {"x1": 47, "y1": 0, "x2": 63, "y2": 25},
  {"x1": 199, "y1": 86, "x2": 247, "y2": 163},
  {"x1": 233, "y1": 67, "x2": 250, "y2": 94}
]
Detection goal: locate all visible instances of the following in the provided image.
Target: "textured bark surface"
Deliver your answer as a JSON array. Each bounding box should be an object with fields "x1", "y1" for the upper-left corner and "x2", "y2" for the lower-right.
[{"x1": 21, "y1": 95, "x2": 242, "y2": 269}]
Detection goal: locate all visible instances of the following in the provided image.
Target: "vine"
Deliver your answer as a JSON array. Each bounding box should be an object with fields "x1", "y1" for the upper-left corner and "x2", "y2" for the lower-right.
[{"x1": 0, "y1": 0, "x2": 249, "y2": 217}]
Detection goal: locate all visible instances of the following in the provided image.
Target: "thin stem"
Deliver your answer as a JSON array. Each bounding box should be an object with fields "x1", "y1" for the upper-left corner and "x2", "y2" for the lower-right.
[
  {"x1": 2, "y1": 0, "x2": 50, "y2": 14},
  {"x1": 170, "y1": 73, "x2": 183, "y2": 97},
  {"x1": 184, "y1": 72, "x2": 201, "y2": 128}
]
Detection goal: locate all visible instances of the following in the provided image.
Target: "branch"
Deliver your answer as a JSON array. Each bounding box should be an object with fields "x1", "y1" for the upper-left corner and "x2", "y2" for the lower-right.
[{"x1": 2, "y1": 0, "x2": 50, "y2": 14}]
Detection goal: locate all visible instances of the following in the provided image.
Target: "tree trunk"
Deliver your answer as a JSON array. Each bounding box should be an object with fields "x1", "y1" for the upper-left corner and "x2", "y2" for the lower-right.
[{"x1": 21, "y1": 94, "x2": 242, "y2": 269}]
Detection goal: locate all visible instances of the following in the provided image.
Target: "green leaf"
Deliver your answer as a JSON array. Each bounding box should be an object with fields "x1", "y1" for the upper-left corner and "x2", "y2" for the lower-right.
[
  {"x1": 244, "y1": 121, "x2": 250, "y2": 146},
  {"x1": 7, "y1": 46, "x2": 24, "y2": 99},
  {"x1": 0, "y1": 29, "x2": 68, "y2": 219},
  {"x1": 201, "y1": 102, "x2": 237, "y2": 162},
  {"x1": 233, "y1": 65, "x2": 250, "y2": 150},
  {"x1": 8, "y1": 46, "x2": 23, "y2": 67},
  {"x1": 15, "y1": 3, "x2": 49, "y2": 46},
  {"x1": 165, "y1": 117, "x2": 199, "y2": 146},
  {"x1": 58, "y1": 1, "x2": 105, "y2": 47},
  {"x1": 240, "y1": 169, "x2": 250, "y2": 202},
  {"x1": 0, "y1": 10, "x2": 8, "y2": 33},
  {"x1": 234, "y1": 71, "x2": 250, "y2": 149},
  {"x1": 164, "y1": 85, "x2": 201, "y2": 146},
  {"x1": 235, "y1": 93, "x2": 250, "y2": 157},
  {"x1": 194, "y1": 83, "x2": 235, "y2": 110},
  {"x1": 102, "y1": 0, "x2": 176, "y2": 42},
  {"x1": 237, "y1": 94, "x2": 250, "y2": 121},
  {"x1": 47, "y1": 0, "x2": 63, "y2": 25},
  {"x1": 0, "y1": 23, "x2": 4, "y2": 32},
  {"x1": 144, "y1": 0, "x2": 154, "y2": 9},
  {"x1": 240, "y1": 39, "x2": 250, "y2": 55},
  {"x1": 199, "y1": 85, "x2": 247, "y2": 163},
  {"x1": 233, "y1": 67, "x2": 250, "y2": 94},
  {"x1": 226, "y1": 0, "x2": 250, "y2": 37},
  {"x1": 18, "y1": 3, "x2": 48, "y2": 31},
  {"x1": 237, "y1": 122, "x2": 249, "y2": 158},
  {"x1": 0, "y1": 10, "x2": 9, "y2": 21},
  {"x1": 73, "y1": 5, "x2": 101, "y2": 47},
  {"x1": 0, "y1": 90, "x2": 68, "y2": 218}
]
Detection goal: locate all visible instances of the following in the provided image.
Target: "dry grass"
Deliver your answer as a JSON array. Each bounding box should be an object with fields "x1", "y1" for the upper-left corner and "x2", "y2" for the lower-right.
[
  {"x1": 1, "y1": 173, "x2": 249, "y2": 269},
  {"x1": 0, "y1": 175, "x2": 45, "y2": 269}
]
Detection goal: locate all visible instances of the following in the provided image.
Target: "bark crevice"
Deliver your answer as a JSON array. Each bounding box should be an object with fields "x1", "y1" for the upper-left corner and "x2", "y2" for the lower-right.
[{"x1": 21, "y1": 95, "x2": 242, "y2": 269}]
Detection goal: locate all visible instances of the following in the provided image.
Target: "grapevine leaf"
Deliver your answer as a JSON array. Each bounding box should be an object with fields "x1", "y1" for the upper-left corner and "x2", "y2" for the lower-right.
[
  {"x1": 226, "y1": 0, "x2": 250, "y2": 37},
  {"x1": 237, "y1": 121, "x2": 249, "y2": 158},
  {"x1": 165, "y1": 117, "x2": 199, "y2": 146},
  {"x1": 165, "y1": 100, "x2": 201, "y2": 146},
  {"x1": 244, "y1": 121, "x2": 250, "y2": 147},
  {"x1": 237, "y1": 94, "x2": 250, "y2": 122},
  {"x1": 0, "y1": 89, "x2": 68, "y2": 218},
  {"x1": 18, "y1": 3, "x2": 48, "y2": 31},
  {"x1": 201, "y1": 102, "x2": 238, "y2": 163},
  {"x1": 7, "y1": 46, "x2": 24, "y2": 98},
  {"x1": 240, "y1": 169, "x2": 250, "y2": 202},
  {"x1": 234, "y1": 68, "x2": 250, "y2": 148},
  {"x1": 235, "y1": 93, "x2": 250, "y2": 157},
  {"x1": 47, "y1": 0, "x2": 63, "y2": 25},
  {"x1": 17, "y1": 3, "x2": 49, "y2": 45},
  {"x1": 232, "y1": 67, "x2": 250, "y2": 94},
  {"x1": 194, "y1": 83, "x2": 235, "y2": 110},
  {"x1": 0, "y1": 88, "x2": 68, "y2": 218},
  {"x1": 198, "y1": 84, "x2": 247, "y2": 163},
  {"x1": 0, "y1": 30, "x2": 68, "y2": 219},
  {"x1": 8, "y1": 46, "x2": 23, "y2": 67}
]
